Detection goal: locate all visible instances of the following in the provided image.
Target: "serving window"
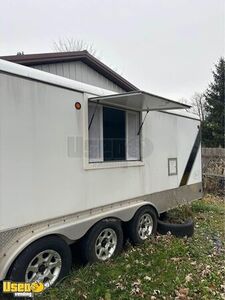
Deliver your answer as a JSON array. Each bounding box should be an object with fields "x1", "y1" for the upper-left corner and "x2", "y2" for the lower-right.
[
  {"x1": 88, "y1": 102, "x2": 140, "y2": 163},
  {"x1": 87, "y1": 90, "x2": 189, "y2": 166}
]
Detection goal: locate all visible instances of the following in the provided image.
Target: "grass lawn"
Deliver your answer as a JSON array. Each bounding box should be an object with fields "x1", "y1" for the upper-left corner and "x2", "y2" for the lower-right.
[{"x1": 39, "y1": 195, "x2": 225, "y2": 300}]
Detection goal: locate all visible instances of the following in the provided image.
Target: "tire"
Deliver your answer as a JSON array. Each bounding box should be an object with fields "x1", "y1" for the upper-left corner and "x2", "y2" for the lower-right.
[
  {"x1": 126, "y1": 206, "x2": 158, "y2": 245},
  {"x1": 81, "y1": 218, "x2": 123, "y2": 263},
  {"x1": 159, "y1": 211, "x2": 168, "y2": 221},
  {"x1": 157, "y1": 219, "x2": 194, "y2": 237},
  {"x1": 8, "y1": 235, "x2": 72, "y2": 288}
]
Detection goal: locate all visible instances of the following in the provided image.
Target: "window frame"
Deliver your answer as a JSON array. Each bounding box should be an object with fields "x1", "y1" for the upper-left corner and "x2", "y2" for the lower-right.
[{"x1": 83, "y1": 94, "x2": 144, "y2": 170}]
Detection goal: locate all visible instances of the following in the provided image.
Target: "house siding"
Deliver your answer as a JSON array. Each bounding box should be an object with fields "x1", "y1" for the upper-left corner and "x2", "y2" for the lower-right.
[{"x1": 32, "y1": 61, "x2": 125, "y2": 93}]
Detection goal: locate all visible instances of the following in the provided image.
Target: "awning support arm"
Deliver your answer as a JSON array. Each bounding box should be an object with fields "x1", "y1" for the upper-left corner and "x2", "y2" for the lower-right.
[
  {"x1": 137, "y1": 109, "x2": 149, "y2": 135},
  {"x1": 88, "y1": 100, "x2": 99, "y2": 130}
]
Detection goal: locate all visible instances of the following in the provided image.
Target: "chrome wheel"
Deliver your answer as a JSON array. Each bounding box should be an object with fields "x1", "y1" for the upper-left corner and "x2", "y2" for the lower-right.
[
  {"x1": 25, "y1": 249, "x2": 62, "y2": 287},
  {"x1": 95, "y1": 228, "x2": 117, "y2": 261},
  {"x1": 138, "y1": 213, "x2": 153, "y2": 240}
]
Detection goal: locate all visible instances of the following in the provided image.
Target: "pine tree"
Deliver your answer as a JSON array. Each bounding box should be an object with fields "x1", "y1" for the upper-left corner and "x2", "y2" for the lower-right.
[{"x1": 202, "y1": 58, "x2": 225, "y2": 147}]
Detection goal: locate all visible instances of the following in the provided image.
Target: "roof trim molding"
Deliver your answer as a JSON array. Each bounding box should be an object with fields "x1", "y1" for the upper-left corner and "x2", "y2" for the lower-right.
[{"x1": 0, "y1": 51, "x2": 138, "y2": 92}]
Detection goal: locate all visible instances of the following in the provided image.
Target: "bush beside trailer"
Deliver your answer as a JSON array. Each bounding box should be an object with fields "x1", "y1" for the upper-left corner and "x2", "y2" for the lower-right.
[{"x1": 0, "y1": 59, "x2": 202, "y2": 288}]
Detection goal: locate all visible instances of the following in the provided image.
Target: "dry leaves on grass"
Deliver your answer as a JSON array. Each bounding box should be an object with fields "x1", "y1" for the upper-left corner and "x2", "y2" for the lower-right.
[
  {"x1": 144, "y1": 275, "x2": 152, "y2": 281},
  {"x1": 115, "y1": 281, "x2": 125, "y2": 291},
  {"x1": 185, "y1": 274, "x2": 193, "y2": 283},
  {"x1": 76, "y1": 291, "x2": 88, "y2": 299},
  {"x1": 201, "y1": 265, "x2": 211, "y2": 277},
  {"x1": 171, "y1": 257, "x2": 182, "y2": 262},
  {"x1": 130, "y1": 279, "x2": 145, "y2": 298},
  {"x1": 175, "y1": 287, "x2": 190, "y2": 300}
]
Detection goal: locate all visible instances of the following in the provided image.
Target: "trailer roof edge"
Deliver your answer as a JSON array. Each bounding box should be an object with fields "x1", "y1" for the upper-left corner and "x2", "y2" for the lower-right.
[{"x1": 0, "y1": 59, "x2": 115, "y2": 97}]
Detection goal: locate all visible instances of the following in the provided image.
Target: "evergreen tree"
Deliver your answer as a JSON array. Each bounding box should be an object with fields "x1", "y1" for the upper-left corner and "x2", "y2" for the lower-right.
[{"x1": 202, "y1": 58, "x2": 225, "y2": 147}]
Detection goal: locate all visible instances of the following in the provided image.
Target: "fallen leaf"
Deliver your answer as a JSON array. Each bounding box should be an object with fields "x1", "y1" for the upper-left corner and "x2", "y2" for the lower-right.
[
  {"x1": 201, "y1": 265, "x2": 211, "y2": 277},
  {"x1": 144, "y1": 275, "x2": 151, "y2": 281},
  {"x1": 171, "y1": 257, "x2": 181, "y2": 262},
  {"x1": 132, "y1": 279, "x2": 141, "y2": 286},
  {"x1": 185, "y1": 273, "x2": 192, "y2": 283},
  {"x1": 178, "y1": 288, "x2": 189, "y2": 296},
  {"x1": 175, "y1": 287, "x2": 190, "y2": 300},
  {"x1": 115, "y1": 282, "x2": 125, "y2": 290},
  {"x1": 153, "y1": 289, "x2": 160, "y2": 295}
]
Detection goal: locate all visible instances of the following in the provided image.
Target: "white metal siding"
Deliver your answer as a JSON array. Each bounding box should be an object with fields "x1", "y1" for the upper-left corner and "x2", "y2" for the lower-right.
[{"x1": 33, "y1": 61, "x2": 125, "y2": 93}]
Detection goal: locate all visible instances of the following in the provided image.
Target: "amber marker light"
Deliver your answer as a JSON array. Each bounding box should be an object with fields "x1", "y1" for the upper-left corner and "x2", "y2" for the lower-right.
[{"x1": 75, "y1": 102, "x2": 81, "y2": 110}]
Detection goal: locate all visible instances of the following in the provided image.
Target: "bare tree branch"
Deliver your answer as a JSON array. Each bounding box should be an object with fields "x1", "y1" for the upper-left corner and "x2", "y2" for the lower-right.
[
  {"x1": 52, "y1": 38, "x2": 123, "y2": 75},
  {"x1": 190, "y1": 92, "x2": 206, "y2": 121},
  {"x1": 179, "y1": 93, "x2": 206, "y2": 121},
  {"x1": 53, "y1": 38, "x2": 98, "y2": 57}
]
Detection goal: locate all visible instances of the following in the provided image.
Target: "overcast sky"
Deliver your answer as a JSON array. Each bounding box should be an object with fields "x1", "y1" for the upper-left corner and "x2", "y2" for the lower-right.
[{"x1": 0, "y1": 0, "x2": 224, "y2": 101}]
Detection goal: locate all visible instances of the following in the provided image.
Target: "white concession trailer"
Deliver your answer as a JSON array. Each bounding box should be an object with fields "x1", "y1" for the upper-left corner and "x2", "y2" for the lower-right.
[{"x1": 0, "y1": 59, "x2": 202, "y2": 288}]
